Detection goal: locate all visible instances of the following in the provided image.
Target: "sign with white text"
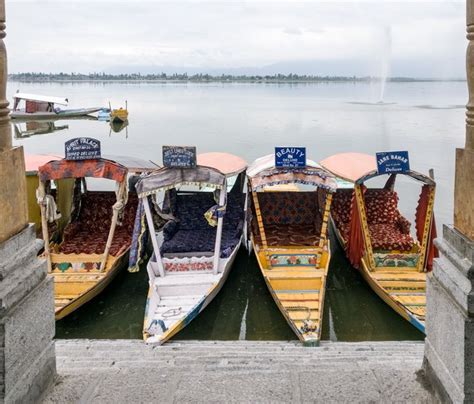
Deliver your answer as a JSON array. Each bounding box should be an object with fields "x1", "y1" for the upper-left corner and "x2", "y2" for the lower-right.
[
  {"x1": 162, "y1": 146, "x2": 197, "y2": 168},
  {"x1": 275, "y1": 147, "x2": 306, "y2": 168},
  {"x1": 65, "y1": 138, "x2": 101, "y2": 160},
  {"x1": 376, "y1": 151, "x2": 410, "y2": 174}
]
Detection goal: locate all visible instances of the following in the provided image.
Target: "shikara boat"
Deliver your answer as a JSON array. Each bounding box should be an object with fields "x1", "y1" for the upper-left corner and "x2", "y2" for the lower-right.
[
  {"x1": 320, "y1": 152, "x2": 437, "y2": 333},
  {"x1": 11, "y1": 92, "x2": 102, "y2": 120},
  {"x1": 134, "y1": 152, "x2": 247, "y2": 344},
  {"x1": 37, "y1": 154, "x2": 157, "y2": 319},
  {"x1": 110, "y1": 101, "x2": 128, "y2": 123},
  {"x1": 247, "y1": 154, "x2": 337, "y2": 346}
]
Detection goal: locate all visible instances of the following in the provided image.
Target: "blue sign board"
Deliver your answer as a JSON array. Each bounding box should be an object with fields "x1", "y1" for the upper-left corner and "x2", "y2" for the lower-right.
[
  {"x1": 376, "y1": 151, "x2": 410, "y2": 174},
  {"x1": 162, "y1": 146, "x2": 197, "y2": 168},
  {"x1": 275, "y1": 147, "x2": 306, "y2": 168},
  {"x1": 65, "y1": 137, "x2": 101, "y2": 160}
]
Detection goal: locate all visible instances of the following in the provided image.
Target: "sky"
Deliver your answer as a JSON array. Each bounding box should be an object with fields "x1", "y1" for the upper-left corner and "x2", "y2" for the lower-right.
[{"x1": 5, "y1": 0, "x2": 466, "y2": 78}]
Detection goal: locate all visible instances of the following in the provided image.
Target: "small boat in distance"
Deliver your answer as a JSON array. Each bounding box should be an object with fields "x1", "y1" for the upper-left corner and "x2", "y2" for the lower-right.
[
  {"x1": 11, "y1": 92, "x2": 102, "y2": 120},
  {"x1": 110, "y1": 100, "x2": 128, "y2": 123},
  {"x1": 134, "y1": 150, "x2": 247, "y2": 344},
  {"x1": 320, "y1": 152, "x2": 437, "y2": 333},
  {"x1": 247, "y1": 153, "x2": 337, "y2": 346}
]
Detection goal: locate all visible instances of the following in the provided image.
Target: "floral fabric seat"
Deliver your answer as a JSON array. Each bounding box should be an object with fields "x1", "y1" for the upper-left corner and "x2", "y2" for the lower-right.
[
  {"x1": 332, "y1": 189, "x2": 414, "y2": 251},
  {"x1": 254, "y1": 192, "x2": 322, "y2": 247},
  {"x1": 160, "y1": 191, "x2": 244, "y2": 258},
  {"x1": 59, "y1": 192, "x2": 138, "y2": 256}
]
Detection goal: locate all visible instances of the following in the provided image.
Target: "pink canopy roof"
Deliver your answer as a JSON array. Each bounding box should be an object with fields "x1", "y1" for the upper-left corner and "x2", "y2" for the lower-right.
[
  {"x1": 197, "y1": 152, "x2": 247, "y2": 177},
  {"x1": 319, "y1": 153, "x2": 377, "y2": 183},
  {"x1": 25, "y1": 154, "x2": 61, "y2": 174}
]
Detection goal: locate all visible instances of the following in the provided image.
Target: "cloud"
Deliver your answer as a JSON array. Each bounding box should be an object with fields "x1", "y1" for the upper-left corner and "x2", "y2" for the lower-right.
[{"x1": 4, "y1": 1, "x2": 466, "y2": 78}]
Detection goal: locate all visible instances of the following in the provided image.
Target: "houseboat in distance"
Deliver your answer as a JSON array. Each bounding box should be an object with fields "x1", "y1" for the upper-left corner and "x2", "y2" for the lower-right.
[{"x1": 11, "y1": 92, "x2": 103, "y2": 120}]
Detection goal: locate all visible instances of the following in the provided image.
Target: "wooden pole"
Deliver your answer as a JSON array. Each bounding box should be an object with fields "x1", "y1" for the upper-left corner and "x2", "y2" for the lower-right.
[
  {"x1": 100, "y1": 180, "x2": 126, "y2": 271},
  {"x1": 355, "y1": 185, "x2": 376, "y2": 270},
  {"x1": 212, "y1": 186, "x2": 226, "y2": 274},
  {"x1": 453, "y1": 1, "x2": 474, "y2": 239},
  {"x1": 317, "y1": 191, "x2": 333, "y2": 268},
  {"x1": 143, "y1": 196, "x2": 165, "y2": 277},
  {"x1": 37, "y1": 181, "x2": 51, "y2": 271},
  {"x1": 251, "y1": 188, "x2": 271, "y2": 268}
]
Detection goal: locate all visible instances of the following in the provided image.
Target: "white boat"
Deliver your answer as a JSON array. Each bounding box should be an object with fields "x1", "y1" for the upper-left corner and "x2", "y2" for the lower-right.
[
  {"x1": 133, "y1": 152, "x2": 247, "y2": 344},
  {"x1": 11, "y1": 92, "x2": 102, "y2": 120}
]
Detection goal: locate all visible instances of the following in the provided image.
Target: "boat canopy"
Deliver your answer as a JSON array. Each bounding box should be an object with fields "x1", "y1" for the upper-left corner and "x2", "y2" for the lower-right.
[
  {"x1": 320, "y1": 152, "x2": 435, "y2": 186},
  {"x1": 247, "y1": 154, "x2": 337, "y2": 192},
  {"x1": 319, "y1": 153, "x2": 377, "y2": 183},
  {"x1": 102, "y1": 155, "x2": 159, "y2": 173},
  {"x1": 136, "y1": 166, "x2": 227, "y2": 197},
  {"x1": 13, "y1": 93, "x2": 68, "y2": 106},
  {"x1": 197, "y1": 152, "x2": 247, "y2": 177},
  {"x1": 38, "y1": 158, "x2": 128, "y2": 183},
  {"x1": 25, "y1": 153, "x2": 62, "y2": 175}
]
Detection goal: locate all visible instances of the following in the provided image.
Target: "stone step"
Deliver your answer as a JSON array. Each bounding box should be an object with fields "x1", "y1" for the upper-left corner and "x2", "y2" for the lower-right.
[{"x1": 55, "y1": 340, "x2": 424, "y2": 371}]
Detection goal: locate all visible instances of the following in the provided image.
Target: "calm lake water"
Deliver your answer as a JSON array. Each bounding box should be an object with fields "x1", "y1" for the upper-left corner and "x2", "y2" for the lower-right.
[{"x1": 9, "y1": 80, "x2": 466, "y2": 341}]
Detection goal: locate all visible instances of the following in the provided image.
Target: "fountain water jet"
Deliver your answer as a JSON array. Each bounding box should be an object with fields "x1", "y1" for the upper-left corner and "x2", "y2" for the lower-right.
[{"x1": 378, "y1": 26, "x2": 392, "y2": 104}]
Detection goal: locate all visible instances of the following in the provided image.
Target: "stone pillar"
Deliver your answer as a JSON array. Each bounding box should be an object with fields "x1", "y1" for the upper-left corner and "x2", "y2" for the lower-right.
[
  {"x1": 422, "y1": 1, "x2": 474, "y2": 402},
  {"x1": 0, "y1": 2, "x2": 56, "y2": 402}
]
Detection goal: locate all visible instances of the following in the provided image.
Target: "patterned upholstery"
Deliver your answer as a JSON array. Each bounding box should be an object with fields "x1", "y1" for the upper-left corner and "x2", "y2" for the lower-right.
[
  {"x1": 59, "y1": 192, "x2": 138, "y2": 256},
  {"x1": 161, "y1": 191, "x2": 244, "y2": 258},
  {"x1": 254, "y1": 192, "x2": 322, "y2": 246},
  {"x1": 331, "y1": 189, "x2": 353, "y2": 242},
  {"x1": 331, "y1": 189, "x2": 415, "y2": 251}
]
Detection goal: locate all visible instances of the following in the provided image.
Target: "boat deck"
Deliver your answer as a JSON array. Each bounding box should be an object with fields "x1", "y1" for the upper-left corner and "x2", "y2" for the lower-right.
[{"x1": 256, "y1": 245, "x2": 329, "y2": 345}]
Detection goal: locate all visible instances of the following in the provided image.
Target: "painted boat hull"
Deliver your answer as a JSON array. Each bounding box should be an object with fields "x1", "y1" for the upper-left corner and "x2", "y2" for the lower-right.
[
  {"x1": 329, "y1": 218, "x2": 426, "y2": 333},
  {"x1": 11, "y1": 107, "x2": 102, "y2": 120},
  {"x1": 143, "y1": 240, "x2": 241, "y2": 344},
  {"x1": 251, "y1": 238, "x2": 331, "y2": 346},
  {"x1": 53, "y1": 251, "x2": 128, "y2": 320}
]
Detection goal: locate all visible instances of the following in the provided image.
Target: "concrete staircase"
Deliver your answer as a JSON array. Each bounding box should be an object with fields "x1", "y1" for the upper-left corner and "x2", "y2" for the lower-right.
[
  {"x1": 55, "y1": 339, "x2": 425, "y2": 372},
  {"x1": 44, "y1": 340, "x2": 434, "y2": 403}
]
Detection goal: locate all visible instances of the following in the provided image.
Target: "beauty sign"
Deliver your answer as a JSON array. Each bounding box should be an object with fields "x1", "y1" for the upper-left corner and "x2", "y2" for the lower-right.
[
  {"x1": 162, "y1": 146, "x2": 197, "y2": 168},
  {"x1": 65, "y1": 137, "x2": 101, "y2": 160},
  {"x1": 275, "y1": 147, "x2": 306, "y2": 168},
  {"x1": 376, "y1": 151, "x2": 410, "y2": 174}
]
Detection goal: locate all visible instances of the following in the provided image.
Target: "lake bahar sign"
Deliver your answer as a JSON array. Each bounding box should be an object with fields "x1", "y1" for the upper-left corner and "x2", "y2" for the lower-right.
[
  {"x1": 275, "y1": 147, "x2": 306, "y2": 168},
  {"x1": 65, "y1": 137, "x2": 101, "y2": 160},
  {"x1": 376, "y1": 151, "x2": 410, "y2": 174},
  {"x1": 163, "y1": 146, "x2": 197, "y2": 168}
]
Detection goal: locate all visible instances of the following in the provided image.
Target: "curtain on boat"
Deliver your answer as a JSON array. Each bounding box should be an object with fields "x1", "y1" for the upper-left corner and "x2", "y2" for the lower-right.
[
  {"x1": 347, "y1": 186, "x2": 366, "y2": 268},
  {"x1": 128, "y1": 197, "x2": 149, "y2": 272},
  {"x1": 415, "y1": 185, "x2": 438, "y2": 271}
]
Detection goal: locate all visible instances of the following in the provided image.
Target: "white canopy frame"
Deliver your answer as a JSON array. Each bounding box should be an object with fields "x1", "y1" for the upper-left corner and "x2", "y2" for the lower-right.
[{"x1": 140, "y1": 178, "x2": 228, "y2": 278}]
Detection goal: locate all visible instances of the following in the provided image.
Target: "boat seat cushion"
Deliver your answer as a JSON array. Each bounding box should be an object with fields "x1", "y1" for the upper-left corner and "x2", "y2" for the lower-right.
[
  {"x1": 160, "y1": 228, "x2": 240, "y2": 258},
  {"x1": 257, "y1": 191, "x2": 322, "y2": 227},
  {"x1": 59, "y1": 192, "x2": 137, "y2": 256},
  {"x1": 163, "y1": 191, "x2": 244, "y2": 241},
  {"x1": 364, "y1": 189, "x2": 400, "y2": 224},
  {"x1": 255, "y1": 224, "x2": 321, "y2": 247},
  {"x1": 369, "y1": 223, "x2": 414, "y2": 251},
  {"x1": 331, "y1": 189, "x2": 353, "y2": 230}
]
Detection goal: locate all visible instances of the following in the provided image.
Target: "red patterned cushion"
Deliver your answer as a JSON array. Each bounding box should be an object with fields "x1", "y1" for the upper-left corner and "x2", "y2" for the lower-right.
[
  {"x1": 369, "y1": 223, "x2": 414, "y2": 251},
  {"x1": 331, "y1": 189, "x2": 353, "y2": 231},
  {"x1": 364, "y1": 190, "x2": 399, "y2": 224},
  {"x1": 59, "y1": 192, "x2": 138, "y2": 256}
]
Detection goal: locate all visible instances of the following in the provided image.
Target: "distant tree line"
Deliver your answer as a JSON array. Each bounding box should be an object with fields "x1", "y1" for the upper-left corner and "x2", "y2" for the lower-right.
[{"x1": 7, "y1": 72, "x2": 434, "y2": 83}]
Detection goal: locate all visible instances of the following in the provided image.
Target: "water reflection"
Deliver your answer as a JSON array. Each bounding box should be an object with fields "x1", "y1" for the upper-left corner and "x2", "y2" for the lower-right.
[
  {"x1": 13, "y1": 120, "x2": 69, "y2": 139},
  {"x1": 109, "y1": 119, "x2": 129, "y2": 137}
]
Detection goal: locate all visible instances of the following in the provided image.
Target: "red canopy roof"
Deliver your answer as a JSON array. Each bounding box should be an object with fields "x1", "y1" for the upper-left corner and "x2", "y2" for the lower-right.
[{"x1": 39, "y1": 158, "x2": 127, "y2": 183}]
